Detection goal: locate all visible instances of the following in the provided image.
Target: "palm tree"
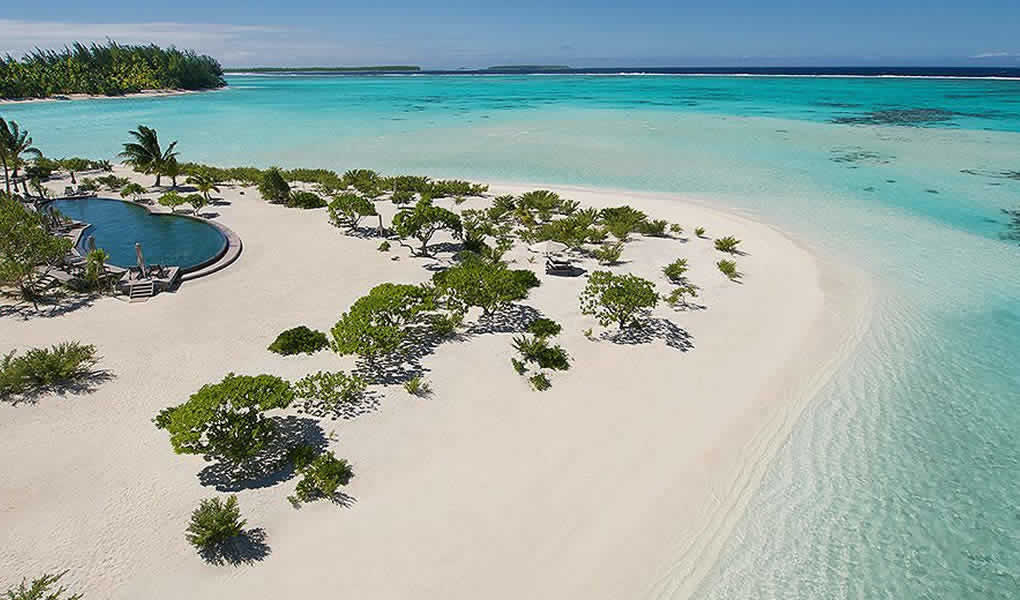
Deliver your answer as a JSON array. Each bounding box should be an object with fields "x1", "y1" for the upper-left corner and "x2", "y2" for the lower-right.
[
  {"x1": 117, "y1": 125, "x2": 178, "y2": 187},
  {"x1": 0, "y1": 117, "x2": 43, "y2": 195},
  {"x1": 162, "y1": 158, "x2": 182, "y2": 189},
  {"x1": 186, "y1": 172, "x2": 221, "y2": 202}
]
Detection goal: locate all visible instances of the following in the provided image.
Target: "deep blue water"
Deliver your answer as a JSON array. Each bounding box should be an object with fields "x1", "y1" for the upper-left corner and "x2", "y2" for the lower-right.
[
  {"x1": 6, "y1": 74, "x2": 1020, "y2": 599},
  {"x1": 48, "y1": 198, "x2": 226, "y2": 270}
]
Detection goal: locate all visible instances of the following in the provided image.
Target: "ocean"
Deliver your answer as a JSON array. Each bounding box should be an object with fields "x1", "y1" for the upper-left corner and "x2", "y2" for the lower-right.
[{"x1": 3, "y1": 73, "x2": 1018, "y2": 598}]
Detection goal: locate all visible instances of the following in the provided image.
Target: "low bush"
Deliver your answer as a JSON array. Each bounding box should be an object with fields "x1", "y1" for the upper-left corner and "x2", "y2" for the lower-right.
[
  {"x1": 294, "y1": 451, "x2": 354, "y2": 503},
  {"x1": 510, "y1": 269, "x2": 541, "y2": 290},
  {"x1": 3, "y1": 571, "x2": 82, "y2": 600},
  {"x1": 294, "y1": 370, "x2": 367, "y2": 412},
  {"x1": 268, "y1": 326, "x2": 329, "y2": 355},
  {"x1": 529, "y1": 373, "x2": 552, "y2": 391},
  {"x1": 430, "y1": 311, "x2": 464, "y2": 338},
  {"x1": 666, "y1": 282, "x2": 700, "y2": 308},
  {"x1": 95, "y1": 174, "x2": 130, "y2": 191},
  {"x1": 377, "y1": 240, "x2": 391, "y2": 252},
  {"x1": 404, "y1": 376, "x2": 432, "y2": 397},
  {"x1": 527, "y1": 318, "x2": 562, "y2": 338},
  {"x1": 695, "y1": 226, "x2": 706, "y2": 238},
  {"x1": 77, "y1": 178, "x2": 98, "y2": 192},
  {"x1": 662, "y1": 258, "x2": 689, "y2": 283},
  {"x1": 287, "y1": 190, "x2": 327, "y2": 209},
  {"x1": 592, "y1": 242, "x2": 624, "y2": 265},
  {"x1": 714, "y1": 236, "x2": 742, "y2": 254},
  {"x1": 0, "y1": 342, "x2": 99, "y2": 398},
  {"x1": 669, "y1": 223, "x2": 684, "y2": 235},
  {"x1": 512, "y1": 334, "x2": 570, "y2": 371},
  {"x1": 186, "y1": 495, "x2": 246, "y2": 552},
  {"x1": 258, "y1": 167, "x2": 291, "y2": 203},
  {"x1": 640, "y1": 219, "x2": 669, "y2": 237},
  {"x1": 390, "y1": 189, "x2": 415, "y2": 205},
  {"x1": 511, "y1": 357, "x2": 527, "y2": 375},
  {"x1": 717, "y1": 259, "x2": 740, "y2": 280},
  {"x1": 288, "y1": 443, "x2": 319, "y2": 470}
]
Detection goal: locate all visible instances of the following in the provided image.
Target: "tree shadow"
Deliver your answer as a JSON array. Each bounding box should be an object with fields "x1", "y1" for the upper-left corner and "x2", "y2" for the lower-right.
[
  {"x1": 197, "y1": 416, "x2": 327, "y2": 492},
  {"x1": 198, "y1": 211, "x2": 220, "y2": 219},
  {"x1": 466, "y1": 304, "x2": 541, "y2": 335},
  {"x1": 200, "y1": 528, "x2": 271, "y2": 566},
  {"x1": 2, "y1": 368, "x2": 115, "y2": 406},
  {"x1": 602, "y1": 318, "x2": 694, "y2": 351},
  {"x1": 0, "y1": 290, "x2": 98, "y2": 321},
  {"x1": 294, "y1": 389, "x2": 383, "y2": 421}
]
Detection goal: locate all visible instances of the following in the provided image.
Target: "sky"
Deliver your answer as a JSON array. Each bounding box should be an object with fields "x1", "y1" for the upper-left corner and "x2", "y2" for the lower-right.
[{"x1": 1, "y1": 1, "x2": 1018, "y2": 68}]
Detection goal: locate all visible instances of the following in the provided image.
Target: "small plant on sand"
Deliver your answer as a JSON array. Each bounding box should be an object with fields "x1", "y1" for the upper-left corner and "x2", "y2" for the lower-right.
[
  {"x1": 154, "y1": 373, "x2": 294, "y2": 468},
  {"x1": 579, "y1": 271, "x2": 659, "y2": 330},
  {"x1": 512, "y1": 335, "x2": 570, "y2": 371},
  {"x1": 511, "y1": 357, "x2": 528, "y2": 375},
  {"x1": 583, "y1": 327, "x2": 594, "y2": 340},
  {"x1": 717, "y1": 259, "x2": 740, "y2": 281},
  {"x1": 4, "y1": 571, "x2": 82, "y2": 600},
  {"x1": 404, "y1": 375, "x2": 432, "y2": 397},
  {"x1": 293, "y1": 451, "x2": 354, "y2": 503},
  {"x1": 328, "y1": 191, "x2": 377, "y2": 231},
  {"x1": 258, "y1": 167, "x2": 290, "y2": 203},
  {"x1": 429, "y1": 311, "x2": 464, "y2": 338},
  {"x1": 268, "y1": 325, "x2": 329, "y2": 355},
  {"x1": 669, "y1": 223, "x2": 683, "y2": 236},
  {"x1": 529, "y1": 373, "x2": 552, "y2": 391},
  {"x1": 662, "y1": 258, "x2": 689, "y2": 284},
  {"x1": 0, "y1": 342, "x2": 100, "y2": 399},
  {"x1": 377, "y1": 240, "x2": 391, "y2": 252},
  {"x1": 666, "y1": 282, "x2": 701, "y2": 309},
  {"x1": 591, "y1": 242, "x2": 624, "y2": 265},
  {"x1": 714, "y1": 236, "x2": 742, "y2": 254},
  {"x1": 294, "y1": 370, "x2": 367, "y2": 413},
  {"x1": 527, "y1": 317, "x2": 562, "y2": 338},
  {"x1": 695, "y1": 226, "x2": 706, "y2": 238},
  {"x1": 186, "y1": 495, "x2": 246, "y2": 553},
  {"x1": 640, "y1": 219, "x2": 669, "y2": 237}
]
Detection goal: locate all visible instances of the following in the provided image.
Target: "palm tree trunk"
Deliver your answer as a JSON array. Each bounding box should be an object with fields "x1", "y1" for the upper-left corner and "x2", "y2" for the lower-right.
[{"x1": 0, "y1": 154, "x2": 9, "y2": 195}]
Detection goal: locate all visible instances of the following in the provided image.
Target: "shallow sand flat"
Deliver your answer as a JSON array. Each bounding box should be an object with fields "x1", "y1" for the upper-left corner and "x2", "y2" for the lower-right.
[{"x1": 0, "y1": 175, "x2": 870, "y2": 598}]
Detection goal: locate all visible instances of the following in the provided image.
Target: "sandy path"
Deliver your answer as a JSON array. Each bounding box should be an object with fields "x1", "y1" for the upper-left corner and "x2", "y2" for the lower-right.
[{"x1": 0, "y1": 174, "x2": 870, "y2": 598}]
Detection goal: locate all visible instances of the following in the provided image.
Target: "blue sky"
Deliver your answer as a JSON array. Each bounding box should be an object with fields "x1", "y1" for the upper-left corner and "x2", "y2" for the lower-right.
[{"x1": 1, "y1": 2, "x2": 1018, "y2": 67}]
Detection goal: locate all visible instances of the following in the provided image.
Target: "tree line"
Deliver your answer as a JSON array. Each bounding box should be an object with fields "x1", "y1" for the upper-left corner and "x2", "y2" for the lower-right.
[{"x1": 0, "y1": 41, "x2": 225, "y2": 99}]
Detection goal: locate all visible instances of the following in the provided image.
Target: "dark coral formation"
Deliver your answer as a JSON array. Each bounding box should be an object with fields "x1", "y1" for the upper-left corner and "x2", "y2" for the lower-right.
[{"x1": 832, "y1": 108, "x2": 958, "y2": 126}]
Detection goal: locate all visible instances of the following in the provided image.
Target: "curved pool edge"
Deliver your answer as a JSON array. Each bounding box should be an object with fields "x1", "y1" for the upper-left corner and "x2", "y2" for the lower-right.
[{"x1": 42, "y1": 196, "x2": 242, "y2": 283}]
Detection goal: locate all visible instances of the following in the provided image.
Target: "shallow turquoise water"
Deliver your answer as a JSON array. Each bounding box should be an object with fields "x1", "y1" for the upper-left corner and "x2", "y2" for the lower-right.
[
  {"x1": 5, "y1": 75, "x2": 1019, "y2": 597},
  {"x1": 48, "y1": 198, "x2": 226, "y2": 269}
]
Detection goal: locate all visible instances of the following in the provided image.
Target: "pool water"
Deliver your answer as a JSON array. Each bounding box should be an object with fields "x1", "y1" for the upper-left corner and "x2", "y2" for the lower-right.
[{"x1": 48, "y1": 198, "x2": 227, "y2": 270}]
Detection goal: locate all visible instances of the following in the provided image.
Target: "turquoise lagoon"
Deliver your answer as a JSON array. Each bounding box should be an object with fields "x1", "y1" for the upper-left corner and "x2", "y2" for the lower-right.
[{"x1": 4, "y1": 74, "x2": 1018, "y2": 598}]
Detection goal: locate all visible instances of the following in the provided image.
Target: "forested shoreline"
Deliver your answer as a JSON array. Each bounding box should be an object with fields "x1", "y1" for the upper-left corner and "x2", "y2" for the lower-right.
[{"x1": 0, "y1": 42, "x2": 225, "y2": 100}]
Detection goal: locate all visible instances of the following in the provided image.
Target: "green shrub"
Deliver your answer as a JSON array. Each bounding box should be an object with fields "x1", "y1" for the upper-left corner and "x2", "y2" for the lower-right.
[
  {"x1": 510, "y1": 269, "x2": 541, "y2": 290},
  {"x1": 512, "y1": 334, "x2": 570, "y2": 371},
  {"x1": 258, "y1": 167, "x2": 291, "y2": 203},
  {"x1": 714, "y1": 236, "x2": 742, "y2": 254},
  {"x1": 529, "y1": 373, "x2": 552, "y2": 391},
  {"x1": 662, "y1": 258, "x2": 689, "y2": 283},
  {"x1": 294, "y1": 370, "x2": 367, "y2": 412},
  {"x1": 95, "y1": 174, "x2": 130, "y2": 191},
  {"x1": 404, "y1": 376, "x2": 432, "y2": 397},
  {"x1": 579, "y1": 271, "x2": 659, "y2": 329},
  {"x1": 666, "y1": 282, "x2": 700, "y2": 308},
  {"x1": 527, "y1": 318, "x2": 562, "y2": 338},
  {"x1": 154, "y1": 373, "x2": 294, "y2": 467},
  {"x1": 592, "y1": 242, "x2": 624, "y2": 265},
  {"x1": 294, "y1": 451, "x2": 354, "y2": 502},
  {"x1": 669, "y1": 223, "x2": 684, "y2": 235},
  {"x1": 390, "y1": 189, "x2": 415, "y2": 205},
  {"x1": 511, "y1": 357, "x2": 527, "y2": 375},
  {"x1": 599, "y1": 205, "x2": 648, "y2": 241},
  {"x1": 0, "y1": 342, "x2": 100, "y2": 398},
  {"x1": 287, "y1": 190, "x2": 327, "y2": 209},
  {"x1": 430, "y1": 311, "x2": 464, "y2": 338},
  {"x1": 695, "y1": 226, "x2": 706, "y2": 238},
  {"x1": 717, "y1": 259, "x2": 740, "y2": 280},
  {"x1": 186, "y1": 495, "x2": 246, "y2": 552},
  {"x1": 377, "y1": 240, "x2": 391, "y2": 252},
  {"x1": 3, "y1": 571, "x2": 82, "y2": 600},
  {"x1": 640, "y1": 219, "x2": 669, "y2": 237},
  {"x1": 77, "y1": 178, "x2": 97, "y2": 192},
  {"x1": 288, "y1": 443, "x2": 319, "y2": 470},
  {"x1": 157, "y1": 191, "x2": 187, "y2": 212},
  {"x1": 268, "y1": 326, "x2": 329, "y2": 355}
]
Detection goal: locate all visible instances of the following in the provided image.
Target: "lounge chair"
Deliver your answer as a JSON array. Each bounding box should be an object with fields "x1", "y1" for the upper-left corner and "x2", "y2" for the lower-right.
[{"x1": 545, "y1": 255, "x2": 577, "y2": 275}]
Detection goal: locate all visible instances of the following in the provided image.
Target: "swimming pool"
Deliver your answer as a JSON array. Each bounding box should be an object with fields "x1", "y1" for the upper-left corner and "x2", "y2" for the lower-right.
[{"x1": 48, "y1": 198, "x2": 228, "y2": 271}]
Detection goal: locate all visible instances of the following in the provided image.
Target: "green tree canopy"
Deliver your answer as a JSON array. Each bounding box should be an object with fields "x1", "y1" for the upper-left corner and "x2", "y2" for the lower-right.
[
  {"x1": 154, "y1": 373, "x2": 294, "y2": 467},
  {"x1": 0, "y1": 118, "x2": 43, "y2": 194},
  {"x1": 432, "y1": 255, "x2": 536, "y2": 315},
  {"x1": 579, "y1": 270, "x2": 659, "y2": 329},
  {"x1": 330, "y1": 283, "x2": 432, "y2": 361},
  {"x1": 328, "y1": 191, "x2": 377, "y2": 230},
  {"x1": 392, "y1": 198, "x2": 462, "y2": 256},
  {"x1": 258, "y1": 167, "x2": 290, "y2": 203},
  {"x1": 0, "y1": 194, "x2": 72, "y2": 303},
  {"x1": 118, "y1": 125, "x2": 178, "y2": 187},
  {"x1": 158, "y1": 191, "x2": 187, "y2": 212}
]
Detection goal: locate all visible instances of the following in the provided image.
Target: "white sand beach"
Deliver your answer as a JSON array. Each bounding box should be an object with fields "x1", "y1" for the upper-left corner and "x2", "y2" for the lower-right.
[
  {"x1": 0, "y1": 88, "x2": 211, "y2": 105},
  {"x1": 0, "y1": 171, "x2": 871, "y2": 598}
]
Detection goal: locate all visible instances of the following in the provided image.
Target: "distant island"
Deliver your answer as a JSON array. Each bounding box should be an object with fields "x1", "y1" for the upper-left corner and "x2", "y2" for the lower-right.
[
  {"x1": 224, "y1": 66, "x2": 421, "y2": 73},
  {"x1": 0, "y1": 41, "x2": 225, "y2": 100}
]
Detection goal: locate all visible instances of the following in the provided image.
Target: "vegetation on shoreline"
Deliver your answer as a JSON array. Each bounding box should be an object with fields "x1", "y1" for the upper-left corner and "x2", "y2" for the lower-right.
[
  {"x1": 4, "y1": 571, "x2": 82, "y2": 600},
  {"x1": 1, "y1": 41, "x2": 225, "y2": 100},
  {"x1": 224, "y1": 66, "x2": 420, "y2": 73}
]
